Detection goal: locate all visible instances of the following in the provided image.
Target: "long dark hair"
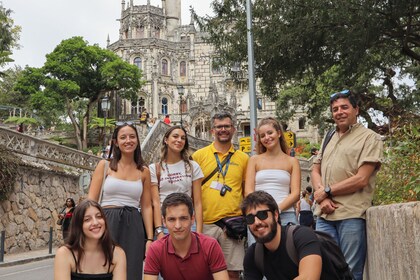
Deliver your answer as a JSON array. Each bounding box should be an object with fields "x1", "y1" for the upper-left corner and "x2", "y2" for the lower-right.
[
  {"x1": 256, "y1": 117, "x2": 289, "y2": 154},
  {"x1": 159, "y1": 125, "x2": 192, "y2": 173},
  {"x1": 65, "y1": 199, "x2": 115, "y2": 272},
  {"x1": 109, "y1": 123, "x2": 146, "y2": 171},
  {"x1": 64, "y1": 197, "x2": 76, "y2": 208}
]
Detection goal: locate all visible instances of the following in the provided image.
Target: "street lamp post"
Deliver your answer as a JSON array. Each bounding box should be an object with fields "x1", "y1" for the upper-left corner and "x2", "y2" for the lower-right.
[
  {"x1": 177, "y1": 85, "x2": 184, "y2": 126},
  {"x1": 101, "y1": 96, "x2": 111, "y2": 158}
]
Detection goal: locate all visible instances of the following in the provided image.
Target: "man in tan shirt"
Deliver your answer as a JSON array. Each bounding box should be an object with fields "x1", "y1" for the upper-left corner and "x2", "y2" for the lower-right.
[{"x1": 311, "y1": 89, "x2": 383, "y2": 280}]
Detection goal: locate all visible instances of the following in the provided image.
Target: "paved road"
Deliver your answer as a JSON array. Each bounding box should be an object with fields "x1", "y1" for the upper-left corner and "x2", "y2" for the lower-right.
[{"x1": 0, "y1": 259, "x2": 53, "y2": 280}]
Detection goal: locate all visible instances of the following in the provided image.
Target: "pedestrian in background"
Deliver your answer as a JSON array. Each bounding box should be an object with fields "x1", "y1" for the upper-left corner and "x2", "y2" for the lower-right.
[
  {"x1": 58, "y1": 197, "x2": 76, "y2": 240},
  {"x1": 296, "y1": 190, "x2": 314, "y2": 227},
  {"x1": 149, "y1": 125, "x2": 203, "y2": 238},
  {"x1": 163, "y1": 114, "x2": 171, "y2": 125},
  {"x1": 88, "y1": 121, "x2": 154, "y2": 280},
  {"x1": 54, "y1": 199, "x2": 126, "y2": 280}
]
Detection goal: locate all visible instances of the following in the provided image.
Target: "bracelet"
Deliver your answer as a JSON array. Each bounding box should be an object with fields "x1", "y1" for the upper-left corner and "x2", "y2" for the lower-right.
[{"x1": 146, "y1": 238, "x2": 153, "y2": 242}]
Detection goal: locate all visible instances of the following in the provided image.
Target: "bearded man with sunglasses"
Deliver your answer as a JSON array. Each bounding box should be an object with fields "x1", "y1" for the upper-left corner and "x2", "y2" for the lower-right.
[
  {"x1": 242, "y1": 191, "x2": 323, "y2": 280},
  {"x1": 192, "y1": 112, "x2": 249, "y2": 280},
  {"x1": 311, "y1": 90, "x2": 383, "y2": 280}
]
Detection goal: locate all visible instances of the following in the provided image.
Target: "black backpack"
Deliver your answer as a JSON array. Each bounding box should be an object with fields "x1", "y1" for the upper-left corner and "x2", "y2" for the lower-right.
[{"x1": 255, "y1": 225, "x2": 354, "y2": 279}]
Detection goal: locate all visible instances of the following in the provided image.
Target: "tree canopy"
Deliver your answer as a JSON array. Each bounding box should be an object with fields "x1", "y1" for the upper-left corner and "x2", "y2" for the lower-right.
[
  {"x1": 0, "y1": 4, "x2": 20, "y2": 76},
  {"x1": 14, "y1": 36, "x2": 143, "y2": 149},
  {"x1": 194, "y1": 0, "x2": 419, "y2": 132}
]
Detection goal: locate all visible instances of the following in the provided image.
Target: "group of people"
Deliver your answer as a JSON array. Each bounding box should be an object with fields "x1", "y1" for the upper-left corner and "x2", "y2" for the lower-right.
[{"x1": 54, "y1": 90, "x2": 383, "y2": 280}]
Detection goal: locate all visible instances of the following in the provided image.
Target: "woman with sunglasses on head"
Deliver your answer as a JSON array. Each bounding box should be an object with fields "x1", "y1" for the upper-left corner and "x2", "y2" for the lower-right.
[
  {"x1": 149, "y1": 125, "x2": 204, "y2": 239},
  {"x1": 54, "y1": 199, "x2": 126, "y2": 280},
  {"x1": 88, "y1": 121, "x2": 153, "y2": 280},
  {"x1": 245, "y1": 117, "x2": 301, "y2": 231}
]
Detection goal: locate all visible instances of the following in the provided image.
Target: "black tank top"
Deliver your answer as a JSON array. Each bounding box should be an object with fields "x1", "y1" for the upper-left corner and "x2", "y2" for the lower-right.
[{"x1": 70, "y1": 250, "x2": 113, "y2": 280}]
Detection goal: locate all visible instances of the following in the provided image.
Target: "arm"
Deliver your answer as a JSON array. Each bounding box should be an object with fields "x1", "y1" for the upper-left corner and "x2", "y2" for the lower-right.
[
  {"x1": 88, "y1": 160, "x2": 107, "y2": 202},
  {"x1": 244, "y1": 156, "x2": 258, "y2": 197},
  {"x1": 144, "y1": 275, "x2": 158, "y2": 280},
  {"x1": 112, "y1": 246, "x2": 127, "y2": 280},
  {"x1": 192, "y1": 177, "x2": 203, "y2": 233},
  {"x1": 314, "y1": 162, "x2": 378, "y2": 203},
  {"x1": 54, "y1": 247, "x2": 72, "y2": 280},
  {"x1": 212, "y1": 270, "x2": 229, "y2": 280},
  {"x1": 151, "y1": 183, "x2": 164, "y2": 239},
  {"x1": 311, "y1": 163, "x2": 323, "y2": 192},
  {"x1": 141, "y1": 168, "x2": 154, "y2": 253},
  {"x1": 294, "y1": 254, "x2": 322, "y2": 280},
  {"x1": 278, "y1": 158, "x2": 301, "y2": 211}
]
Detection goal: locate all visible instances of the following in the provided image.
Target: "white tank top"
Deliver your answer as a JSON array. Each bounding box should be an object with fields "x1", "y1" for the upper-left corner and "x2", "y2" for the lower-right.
[
  {"x1": 300, "y1": 197, "x2": 311, "y2": 211},
  {"x1": 101, "y1": 176, "x2": 143, "y2": 208},
  {"x1": 255, "y1": 169, "x2": 294, "y2": 212}
]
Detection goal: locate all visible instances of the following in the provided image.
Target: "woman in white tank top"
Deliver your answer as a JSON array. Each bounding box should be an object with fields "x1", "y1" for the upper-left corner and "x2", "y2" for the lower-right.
[{"x1": 245, "y1": 117, "x2": 301, "y2": 227}]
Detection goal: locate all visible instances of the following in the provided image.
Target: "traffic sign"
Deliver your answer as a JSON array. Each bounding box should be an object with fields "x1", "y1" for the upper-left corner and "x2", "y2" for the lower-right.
[
  {"x1": 239, "y1": 136, "x2": 252, "y2": 153},
  {"x1": 283, "y1": 131, "x2": 296, "y2": 148}
]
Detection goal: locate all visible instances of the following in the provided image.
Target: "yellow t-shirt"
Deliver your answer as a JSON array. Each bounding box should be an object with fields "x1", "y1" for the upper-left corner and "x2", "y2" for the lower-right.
[{"x1": 192, "y1": 143, "x2": 249, "y2": 224}]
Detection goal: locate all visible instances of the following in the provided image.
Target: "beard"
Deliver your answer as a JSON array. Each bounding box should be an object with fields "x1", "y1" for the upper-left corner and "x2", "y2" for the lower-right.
[{"x1": 252, "y1": 218, "x2": 278, "y2": 243}]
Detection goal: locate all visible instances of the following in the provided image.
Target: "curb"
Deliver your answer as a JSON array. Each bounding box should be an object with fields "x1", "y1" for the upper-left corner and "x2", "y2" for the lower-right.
[{"x1": 0, "y1": 254, "x2": 55, "y2": 268}]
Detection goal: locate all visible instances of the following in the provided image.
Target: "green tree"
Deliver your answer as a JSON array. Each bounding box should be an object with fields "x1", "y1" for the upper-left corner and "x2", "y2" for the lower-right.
[
  {"x1": 194, "y1": 0, "x2": 420, "y2": 130},
  {"x1": 15, "y1": 37, "x2": 143, "y2": 149},
  {"x1": 0, "y1": 4, "x2": 21, "y2": 76}
]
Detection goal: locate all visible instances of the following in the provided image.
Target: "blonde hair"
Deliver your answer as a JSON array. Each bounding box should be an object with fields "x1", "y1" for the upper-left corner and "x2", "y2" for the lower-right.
[{"x1": 256, "y1": 117, "x2": 289, "y2": 154}]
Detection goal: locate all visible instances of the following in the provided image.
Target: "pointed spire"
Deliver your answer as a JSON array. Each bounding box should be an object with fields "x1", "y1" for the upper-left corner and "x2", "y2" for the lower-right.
[{"x1": 107, "y1": 34, "x2": 110, "y2": 47}]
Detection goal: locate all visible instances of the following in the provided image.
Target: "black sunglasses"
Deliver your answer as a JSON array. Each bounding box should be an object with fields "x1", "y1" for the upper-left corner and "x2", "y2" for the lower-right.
[
  {"x1": 220, "y1": 185, "x2": 232, "y2": 197},
  {"x1": 245, "y1": 209, "x2": 271, "y2": 225},
  {"x1": 330, "y1": 89, "x2": 350, "y2": 101},
  {"x1": 115, "y1": 121, "x2": 135, "y2": 127}
]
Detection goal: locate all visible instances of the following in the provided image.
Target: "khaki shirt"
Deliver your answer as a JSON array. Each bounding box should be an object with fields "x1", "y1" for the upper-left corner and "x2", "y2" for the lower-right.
[{"x1": 314, "y1": 123, "x2": 383, "y2": 220}]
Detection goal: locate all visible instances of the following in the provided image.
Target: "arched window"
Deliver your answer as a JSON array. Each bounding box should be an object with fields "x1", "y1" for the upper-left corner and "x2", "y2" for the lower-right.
[
  {"x1": 180, "y1": 61, "x2": 186, "y2": 77},
  {"x1": 162, "y1": 59, "x2": 169, "y2": 75},
  {"x1": 154, "y1": 27, "x2": 160, "y2": 38},
  {"x1": 161, "y1": 97, "x2": 168, "y2": 115},
  {"x1": 134, "y1": 57, "x2": 142, "y2": 70},
  {"x1": 299, "y1": 117, "x2": 306, "y2": 129}
]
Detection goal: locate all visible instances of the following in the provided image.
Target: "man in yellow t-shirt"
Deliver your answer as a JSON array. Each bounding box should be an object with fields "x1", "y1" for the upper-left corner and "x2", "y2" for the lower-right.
[{"x1": 192, "y1": 112, "x2": 248, "y2": 280}]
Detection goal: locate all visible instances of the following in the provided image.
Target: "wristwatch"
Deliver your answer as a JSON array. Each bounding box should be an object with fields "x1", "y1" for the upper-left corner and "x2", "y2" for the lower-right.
[
  {"x1": 155, "y1": 226, "x2": 164, "y2": 235},
  {"x1": 324, "y1": 185, "x2": 332, "y2": 198}
]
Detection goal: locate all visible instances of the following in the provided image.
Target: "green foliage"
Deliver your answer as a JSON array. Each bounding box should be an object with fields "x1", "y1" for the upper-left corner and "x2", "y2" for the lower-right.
[
  {"x1": 0, "y1": 4, "x2": 21, "y2": 75},
  {"x1": 0, "y1": 145, "x2": 21, "y2": 201},
  {"x1": 374, "y1": 122, "x2": 420, "y2": 205},
  {"x1": 14, "y1": 36, "x2": 144, "y2": 150},
  {"x1": 195, "y1": 0, "x2": 419, "y2": 129},
  {"x1": 4, "y1": 116, "x2": 38, "y2": 125}
]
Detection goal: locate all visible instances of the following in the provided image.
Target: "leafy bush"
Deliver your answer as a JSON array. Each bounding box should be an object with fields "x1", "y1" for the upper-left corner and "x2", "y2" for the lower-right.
[
  {"x1": 0, "y1": 145, "x2": 21, "y2": 201},
  {"x1": 374, "y1": 122, "x2": 420, "y2": 205}
]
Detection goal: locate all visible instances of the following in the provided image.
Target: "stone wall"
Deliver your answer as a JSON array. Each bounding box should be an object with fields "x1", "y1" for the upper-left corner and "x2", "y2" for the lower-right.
[
  {"x1": 0, "y1": 166, "x2": 82, "y2": 254},
  {"x1": 365, "y1": 202, "x2": 420, "y2": 280}
]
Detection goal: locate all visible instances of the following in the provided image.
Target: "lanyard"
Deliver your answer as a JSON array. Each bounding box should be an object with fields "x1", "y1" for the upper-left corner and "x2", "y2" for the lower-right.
[{"x1": 214, "y1": 152, "x2": 233, "y2": 183}]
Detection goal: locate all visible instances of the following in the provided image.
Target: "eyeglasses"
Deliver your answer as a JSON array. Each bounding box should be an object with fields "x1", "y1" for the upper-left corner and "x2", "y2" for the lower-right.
[
  {"x1": 245, "y1": 209, "x2": 271, "y2": 225},
  {"x1": 220, "y1": 185, "x2": 232, "y2": 196},
  {"x1": 330, "y1": 89, "x2": 350, "y2": 101},
  {"x1": 213, "y1": 125, "x2": 233, "y2": 131},
  {"x1": 115, "y1": 121, "x2": 135, "y2": 127}
]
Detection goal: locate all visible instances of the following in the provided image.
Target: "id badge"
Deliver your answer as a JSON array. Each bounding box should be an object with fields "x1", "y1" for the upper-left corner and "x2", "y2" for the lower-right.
[{"x1": 210, "y1": 181, "x2": 223, "y2": 190}]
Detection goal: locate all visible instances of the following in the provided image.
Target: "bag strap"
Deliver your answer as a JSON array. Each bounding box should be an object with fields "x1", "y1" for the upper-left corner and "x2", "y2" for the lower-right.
[
  {"x1": 98, "y1": 160, "x2": 109, "y2": 204},
  {"x1": 201, "y1": 152, "x2": 234, "y2": 186},
  {"x1": 254, "y1": 242, "x2": 265, "y2": 275},
  {"x1": 286, "y1": 224, "x2": 299, "y2": 266},
  {"x1": 321, "y1": 129, "x2": 335, "y2": 155},
  {"x1": 155, "y1": 162, "x2": 161, "y2": 188}
]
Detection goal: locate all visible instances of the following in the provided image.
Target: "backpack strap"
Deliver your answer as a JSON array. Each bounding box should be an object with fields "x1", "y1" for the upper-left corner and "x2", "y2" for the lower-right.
[
  {"x1": 321, "y1": 129, "x2": 336, "y2": 156},
  {"x1": 254, "y1": 242, "x2": 265, "y2": 275},
  {"x1": 285, "y1": 224, "x2": 299, "y2": 266}
]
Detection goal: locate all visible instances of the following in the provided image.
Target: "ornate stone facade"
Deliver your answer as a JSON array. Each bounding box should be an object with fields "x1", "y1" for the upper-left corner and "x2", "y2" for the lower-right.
[{"x1": 108, "y1": 0, "x2": 318, "y2": 142}]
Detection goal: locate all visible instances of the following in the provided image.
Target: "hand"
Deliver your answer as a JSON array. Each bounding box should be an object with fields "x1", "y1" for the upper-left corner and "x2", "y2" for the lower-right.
[
  {"x1": 314, "y1": 187, "x2": 328, "y2": 203},
  {"x1": 319, "y1": 198, "x2": 338, "y2": 214},
  {"x1": 145, "y1": 240, "x2": 152, "y2": 256},
  {"x1": 58, "y1": 213, "x2": 65, "y2": 219}
]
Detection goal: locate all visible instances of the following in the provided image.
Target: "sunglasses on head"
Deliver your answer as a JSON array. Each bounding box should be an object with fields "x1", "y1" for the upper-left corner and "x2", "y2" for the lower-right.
[
  {"x1": 115, "y1": 121, "x2": 135, "y2": 127},
  {"x1": 330, "y1": 89, "x2": 350, "y2": 101},
  {"x1": 245, "y1": 209, "x2": 271, "y2": 225}
]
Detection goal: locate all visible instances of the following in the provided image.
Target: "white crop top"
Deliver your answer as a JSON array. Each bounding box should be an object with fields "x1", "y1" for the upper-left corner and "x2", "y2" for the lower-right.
[
  {"x1": 101, "y1": 176, "x2": 143, "y2": 208},
  {"x1": 255, "y1": 169, "x2": 294, "y2": 213}
]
